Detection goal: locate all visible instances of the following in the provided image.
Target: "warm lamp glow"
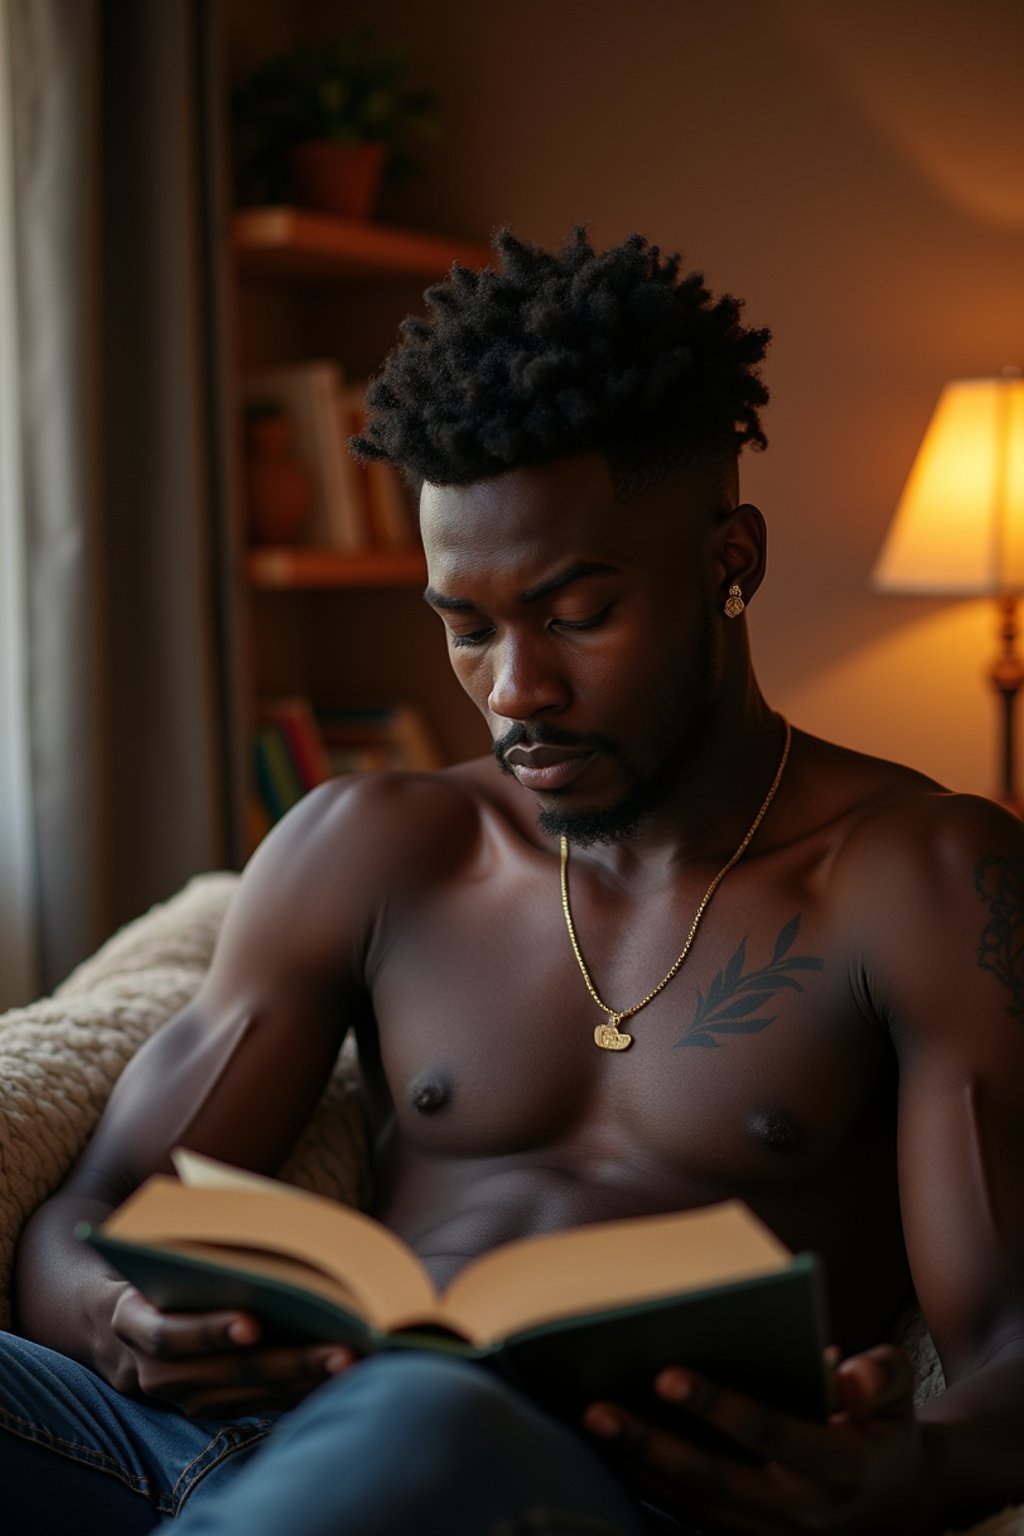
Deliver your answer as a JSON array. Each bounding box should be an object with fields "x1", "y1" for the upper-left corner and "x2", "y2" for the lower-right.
[
  {"x1": 872, "y1": 374, "x2": 1024, "y2": 594},
  {"x1": 872, "y1": 370, "x2": 1024, "y2": 811}
]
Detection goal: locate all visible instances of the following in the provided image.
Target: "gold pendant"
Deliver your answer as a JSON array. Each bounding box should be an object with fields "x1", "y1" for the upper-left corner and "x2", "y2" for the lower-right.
[{"x1": 595, "y1": 1016, "x2": 633, "y2": 1051}]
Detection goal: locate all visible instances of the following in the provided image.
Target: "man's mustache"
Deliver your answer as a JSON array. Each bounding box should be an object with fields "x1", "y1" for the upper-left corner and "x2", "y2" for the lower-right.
[{"x1": 491, "y1": 723, "x2": 620, "y2": 769}]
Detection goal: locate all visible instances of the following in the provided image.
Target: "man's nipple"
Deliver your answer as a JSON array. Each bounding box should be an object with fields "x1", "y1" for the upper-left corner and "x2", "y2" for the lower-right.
[
  {"x1": 408, "y1": 1070, "x2": 453, "y2": 1115},
  {"x1": 746, "y1": 1105, "x2": 806, "y2": 1154}
]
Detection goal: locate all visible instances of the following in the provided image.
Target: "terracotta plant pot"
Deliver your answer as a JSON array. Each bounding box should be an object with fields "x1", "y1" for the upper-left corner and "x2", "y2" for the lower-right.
[
  {"x1": 287, "y1": 140, "x2": 388, "y2": 220},
  {"x1": 244, "y1": 414, "x2": 311, "y2": 546}
]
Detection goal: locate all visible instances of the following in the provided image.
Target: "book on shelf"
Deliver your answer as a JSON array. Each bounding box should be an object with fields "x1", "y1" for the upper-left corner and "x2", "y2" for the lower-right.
[
  {"x1": 252, "y1": 698, "x2": 445, "y2": 825},
  {"x1": 243, "y1": 361, "x2": 370, "y2": 553},
  {"x1": 317, "y1": 703, "x2": 444, "y2": 774},
  {"x1": 80, "y1": 1150, "x2": 831, "y2": 1424},
  {"x1": 258, "y1": 696, "x2": 334, "y2": 793},
  {"x1": 342, "y1": 385, "x2": 420, "y2": 551},
  {"x1": 252, "y1": 725, "x2": 306, "y2": 824}
]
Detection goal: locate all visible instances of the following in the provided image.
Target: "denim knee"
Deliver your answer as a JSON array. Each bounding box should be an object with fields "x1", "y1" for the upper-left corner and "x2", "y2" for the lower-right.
[{"x1": 335, "y1": 1349, "x2": 525, "y2": 1435}]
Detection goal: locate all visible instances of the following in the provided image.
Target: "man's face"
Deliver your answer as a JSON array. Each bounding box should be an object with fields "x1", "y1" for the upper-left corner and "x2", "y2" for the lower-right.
[{"x1": 421, "y1": 453, "x2": 725, "y2": 845}]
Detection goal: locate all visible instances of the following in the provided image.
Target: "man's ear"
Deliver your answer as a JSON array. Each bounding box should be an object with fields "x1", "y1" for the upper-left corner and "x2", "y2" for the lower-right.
[{"x1": 711, "y1": 504, "x2": 767, "y2": 610}]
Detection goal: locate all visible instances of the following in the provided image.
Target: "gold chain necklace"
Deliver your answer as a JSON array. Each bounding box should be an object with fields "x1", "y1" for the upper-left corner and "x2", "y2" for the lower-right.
[{"x1": 560, "y1": 718, "x2": 792, "y2": 1051}]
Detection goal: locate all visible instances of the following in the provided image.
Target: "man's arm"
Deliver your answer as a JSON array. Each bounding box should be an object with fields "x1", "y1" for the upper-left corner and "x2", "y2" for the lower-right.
[
  {"x1": 14, "y1": 773, "x2": 422, "y2": 1410},
  {"x1": 878, "y1": 795, "x2": 1024, "y2": 1526}
]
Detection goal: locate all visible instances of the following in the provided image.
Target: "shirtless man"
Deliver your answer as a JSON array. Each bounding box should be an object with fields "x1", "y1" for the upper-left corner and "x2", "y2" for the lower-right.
[{"x1": 5, "y1": 227, "x2": 1024, "y2": 1536}]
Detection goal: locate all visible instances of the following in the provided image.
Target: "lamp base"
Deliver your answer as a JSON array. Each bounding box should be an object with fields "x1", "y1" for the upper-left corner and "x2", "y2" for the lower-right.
[{"x1": 989, "y1": 593, "x2": 1024, "y2": 814}]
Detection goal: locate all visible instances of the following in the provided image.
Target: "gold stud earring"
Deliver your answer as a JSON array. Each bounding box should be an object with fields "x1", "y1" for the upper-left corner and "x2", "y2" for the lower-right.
[{"x1": 724, "y1": 583, "x2": 745, "y2": 619}]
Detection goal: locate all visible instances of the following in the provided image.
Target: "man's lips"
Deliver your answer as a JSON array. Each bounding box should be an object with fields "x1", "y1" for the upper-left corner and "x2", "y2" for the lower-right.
[{"x1": 502, "y1": 745, "x2": 595, "y2": 791}]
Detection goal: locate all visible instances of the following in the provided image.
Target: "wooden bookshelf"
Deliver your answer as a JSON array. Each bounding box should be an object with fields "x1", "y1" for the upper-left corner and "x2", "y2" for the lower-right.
[
  {"x1": 233, "y1": 207, "x2": 492, "y2": 282},
  {"x1": 229, "y1": 202, "x2": 490, "y2": 810},
  {"x1": 247, "y1": 545, "x2": 427, "y2": 590}
]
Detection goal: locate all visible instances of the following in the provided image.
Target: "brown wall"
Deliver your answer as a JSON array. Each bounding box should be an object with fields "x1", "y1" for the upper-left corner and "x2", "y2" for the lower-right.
[{"x1": 227, "y1": 0, "x2": 1024, "y2": 796}]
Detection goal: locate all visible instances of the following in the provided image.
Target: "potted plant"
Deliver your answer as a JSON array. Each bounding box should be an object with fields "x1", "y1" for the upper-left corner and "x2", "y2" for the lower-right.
[
  {"x1": 242, "y1": 401, "x2": 312, "y2": 546},
  {"x1": 232, "y1": 28, "x2": 441, "y2": 220}
]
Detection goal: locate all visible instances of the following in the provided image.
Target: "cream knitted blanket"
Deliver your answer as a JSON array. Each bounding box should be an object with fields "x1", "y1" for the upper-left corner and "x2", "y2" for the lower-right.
[{"x1": 0, "y1": 872, "x2": 1019, "y2": 1534}]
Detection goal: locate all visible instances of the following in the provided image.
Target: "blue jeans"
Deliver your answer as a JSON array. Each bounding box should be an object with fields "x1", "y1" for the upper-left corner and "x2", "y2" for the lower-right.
[
  {"x1": 0, "y1": 1333, "x2": 274, "y2": 1534},
  {"x1": 0, "y1": 1334, "x2": 680, "y2": 1534}
]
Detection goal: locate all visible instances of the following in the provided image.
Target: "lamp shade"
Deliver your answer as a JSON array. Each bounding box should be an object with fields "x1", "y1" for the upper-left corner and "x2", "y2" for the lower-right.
[{"x1": 872, "y1": 374, "x2": 1024, "y2": 595}]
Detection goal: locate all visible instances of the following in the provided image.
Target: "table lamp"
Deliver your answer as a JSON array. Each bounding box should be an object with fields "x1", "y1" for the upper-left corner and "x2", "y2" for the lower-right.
[{"x1": 871, "y1": 369, "x2": 1024, "y2": 811}]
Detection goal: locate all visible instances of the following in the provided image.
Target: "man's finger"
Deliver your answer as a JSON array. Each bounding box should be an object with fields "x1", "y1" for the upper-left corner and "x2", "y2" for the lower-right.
[
  {"x1": 114, "y1": 1290, "x2": 264, "y2": 1358},
  {"x1": 585, "y1": 1401, "x2": 730, "y2": 1503},
  {"x1": 651, "y1": 1368, "x2": 853, "y2": 1485},
  {"x1": 141, "y1": 1342, "x2": 353, "y2": 1391},
  {"x1": 137, "y1": 1343, "x2": 355, "y2": 1413},
  {"x1": 832, "y1": 1346, "x2": 917, "y2": 1419},
  {"x1": 583, "y1": 1398, "x2": 815, "y2": 1525}
]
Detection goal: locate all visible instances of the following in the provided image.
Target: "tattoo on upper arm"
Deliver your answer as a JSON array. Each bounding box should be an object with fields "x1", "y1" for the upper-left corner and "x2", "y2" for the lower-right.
[
  {"x1": 674, "y1": 914, "x2": 824, "y2": 1049},
  {"x1": 975, "y1": 855, "x2": 1024, "y2": 1017}
]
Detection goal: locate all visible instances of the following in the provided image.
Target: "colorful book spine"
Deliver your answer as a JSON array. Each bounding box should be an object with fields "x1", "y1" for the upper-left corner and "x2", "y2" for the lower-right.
[
  {"x1": 315, "y1": 703, "x2": 443, "y2": 772},
  {"x1": 253, "y1": 701, "x2": 445, "y2": 829},
  {"x1": 252, "y1": 724, "x2": 305, "y2": 824},
  {"x1": 259, "y1": 697, "x2": 333, "y2": 792}
]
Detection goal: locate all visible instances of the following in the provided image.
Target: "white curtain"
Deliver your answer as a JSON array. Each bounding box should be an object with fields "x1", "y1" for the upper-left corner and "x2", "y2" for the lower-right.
[{"x1": 0, "y1": 0, "x2": 244, "y2": 1003}]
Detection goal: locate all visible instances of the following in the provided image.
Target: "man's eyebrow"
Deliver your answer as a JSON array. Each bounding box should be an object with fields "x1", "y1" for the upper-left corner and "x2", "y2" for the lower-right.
[
  {"x1": 424, "y1": 562, "x2": 619, "y2": 613},
  {"x1": 518, "y1": 561, "x2": 619, "y2": 604},
  {"x1": 422, "y1": 586, "x2": 476, "y2": 612}
]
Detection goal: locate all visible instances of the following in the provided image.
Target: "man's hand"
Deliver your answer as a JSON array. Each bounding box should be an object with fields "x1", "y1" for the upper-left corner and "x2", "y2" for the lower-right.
[
  {"x1": 583, "y1": 1346, "x2": 941, "y2": 1535},
  {"x1": 110, "y1": 1287, "x2": 355, "y2": 1418}
]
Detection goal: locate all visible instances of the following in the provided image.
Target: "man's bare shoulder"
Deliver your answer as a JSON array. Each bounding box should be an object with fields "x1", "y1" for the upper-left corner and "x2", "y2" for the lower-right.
[
  {"x1": 204, "y1": 757, "x2": 525, "y2": 1005},
  {"x1": 242, "y1": 754, "x2": 528, "y2": 909},
  {"x1": 788, "y1": 728, "x2": 1024, "y2": 997},
  {"x1": 787, "y1": 727, "x2": 1023, "y2": 868}
]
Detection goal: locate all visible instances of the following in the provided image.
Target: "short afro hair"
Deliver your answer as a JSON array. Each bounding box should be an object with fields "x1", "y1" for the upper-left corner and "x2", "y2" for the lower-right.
[{"x1": 351, "y1": 225, "x2": 770, "y2": 495}]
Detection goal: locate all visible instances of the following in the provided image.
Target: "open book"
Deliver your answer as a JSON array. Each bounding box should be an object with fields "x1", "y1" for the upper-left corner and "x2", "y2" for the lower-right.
[{"x1": 80, "y1": 1150, "x2": 830, "y2": 1421}]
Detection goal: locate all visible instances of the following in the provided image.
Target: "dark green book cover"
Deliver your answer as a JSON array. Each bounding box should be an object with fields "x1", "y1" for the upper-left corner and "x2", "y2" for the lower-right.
[{"x1": 495, "y1": 1254, "x2": 829, "y2": 1423}]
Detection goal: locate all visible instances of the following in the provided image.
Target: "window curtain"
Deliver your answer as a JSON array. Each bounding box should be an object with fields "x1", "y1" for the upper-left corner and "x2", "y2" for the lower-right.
[
  {"x1": 0, "y1": 0, "x2": 37, "y2": 1006},
  {"x1": 4, "y1": 0, "x2": 243, "y2": 1000}
]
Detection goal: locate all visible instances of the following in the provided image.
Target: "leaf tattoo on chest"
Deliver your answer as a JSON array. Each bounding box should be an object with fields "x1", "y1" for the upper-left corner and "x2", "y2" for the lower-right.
[
  {"x1": 975, "y1": 855, "x2": 1024, "y2": 1018},
  {"x1": 674, "y1": 913, "x2": 824, "y2": 1049}
]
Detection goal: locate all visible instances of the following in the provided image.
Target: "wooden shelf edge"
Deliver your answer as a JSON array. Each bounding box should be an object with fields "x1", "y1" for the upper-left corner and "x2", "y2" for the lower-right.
[
  {"x1": 247, "y1": 545, "x2": 428, "y2": 590},
  {"x1": 233, "y1": 207, "x2": 492, "y2": 281}
]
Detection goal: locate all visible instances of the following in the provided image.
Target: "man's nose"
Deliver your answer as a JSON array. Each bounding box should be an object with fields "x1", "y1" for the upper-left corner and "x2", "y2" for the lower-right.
[{"x1": 487, "y1": 637, "x2": 568, "y2": 721}]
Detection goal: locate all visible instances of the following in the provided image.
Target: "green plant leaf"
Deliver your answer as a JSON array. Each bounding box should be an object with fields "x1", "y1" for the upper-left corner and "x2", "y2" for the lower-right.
[{"x1": 230, "y1": 28, "x2": 441, "y2": 198}]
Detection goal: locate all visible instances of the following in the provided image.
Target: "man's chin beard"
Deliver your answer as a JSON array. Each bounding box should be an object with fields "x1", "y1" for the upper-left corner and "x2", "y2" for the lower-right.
[{"x1": 537, "y1": 782, "x2": 662, "y2": 848}]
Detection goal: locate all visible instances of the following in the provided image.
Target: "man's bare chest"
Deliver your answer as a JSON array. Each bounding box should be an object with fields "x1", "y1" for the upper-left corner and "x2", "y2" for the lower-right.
[{"x1": 363, "y1": 854, "x2": 894, "y2": 1196}]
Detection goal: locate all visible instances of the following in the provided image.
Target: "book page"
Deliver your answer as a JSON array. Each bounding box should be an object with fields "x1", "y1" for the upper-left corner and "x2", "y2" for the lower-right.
[
  {"x1": 437, "y1": 1201, "x2": 790, "y2": 1346},
  {"x1": 105, "y1": 1174, "x2": 439, "y2": 1332},
  {"x1": 172, "y1": 1242, "x2": 364, "y2": 1311},
  {"x1": 173, "y1": 1149, "x2": 317, "y2": 1197}
]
